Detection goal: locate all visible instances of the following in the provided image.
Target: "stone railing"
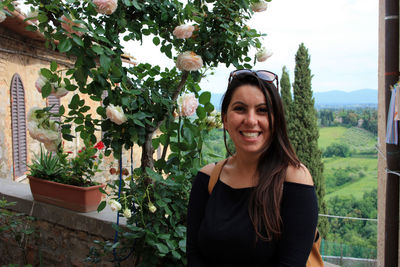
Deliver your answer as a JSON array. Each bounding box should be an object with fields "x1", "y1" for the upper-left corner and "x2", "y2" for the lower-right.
[{"x1": 0, "y1": 178, "x2": 133, "y2": 267}]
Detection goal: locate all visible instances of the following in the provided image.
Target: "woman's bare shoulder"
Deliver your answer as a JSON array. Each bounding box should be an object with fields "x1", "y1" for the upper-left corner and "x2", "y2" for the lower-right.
[
  {"x1": 200, "y1": 163, "x2": 216, "y2": 176},
  {"x1": 285, "y1": 163, "x2": 314, "y2": 186}
]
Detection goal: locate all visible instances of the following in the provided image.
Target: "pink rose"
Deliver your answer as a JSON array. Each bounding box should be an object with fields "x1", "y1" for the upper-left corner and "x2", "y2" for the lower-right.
[
  {"x1": 177, "y1": 93, "x2": 198, "y2": 117},
  {"x1": 172, "y1": 24, "x2": 195, "y2": 39},
  {"x1": 93, "y1": 0, "x2": 118, "y2": 15},
  {"x1": 176, "y1": 51, "x2": 203, "y2": 72}
]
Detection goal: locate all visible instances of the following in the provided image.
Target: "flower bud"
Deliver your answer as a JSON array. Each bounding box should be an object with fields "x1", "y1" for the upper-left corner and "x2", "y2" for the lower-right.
[
  {"x1": 148, "y1": 202, "x2": 157, "y2": 213},
  {"x1": 123, "y1": 208, "x2": 132, "y2": 218}
]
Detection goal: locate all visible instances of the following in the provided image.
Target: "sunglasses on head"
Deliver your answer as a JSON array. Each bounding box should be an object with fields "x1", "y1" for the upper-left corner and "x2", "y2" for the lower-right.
[{"x1": 228, "y1": 69, "x2": 279, "y2": 90}]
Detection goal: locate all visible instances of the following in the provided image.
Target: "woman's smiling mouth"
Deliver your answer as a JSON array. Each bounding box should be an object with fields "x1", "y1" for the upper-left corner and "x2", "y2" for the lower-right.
[{"x1": 240, "y1": 131, "x2": 261, "y2": 138}]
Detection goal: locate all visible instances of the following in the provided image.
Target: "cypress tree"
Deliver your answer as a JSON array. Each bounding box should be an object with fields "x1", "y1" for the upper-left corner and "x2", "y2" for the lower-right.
[
  {"x1": 280, "y1": 66, "x2": 292, "y2": 122},
  {"x1": 290, "y1": 43, "x2": 329, "y2": 238}
]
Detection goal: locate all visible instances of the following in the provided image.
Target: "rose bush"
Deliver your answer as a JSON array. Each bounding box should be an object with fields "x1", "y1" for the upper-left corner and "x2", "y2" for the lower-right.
[{"x1": 1, "y1": 0, "x2": 270, "y2": 265}]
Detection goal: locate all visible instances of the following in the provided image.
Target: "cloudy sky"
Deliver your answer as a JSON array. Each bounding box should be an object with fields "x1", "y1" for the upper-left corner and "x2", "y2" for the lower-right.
[
  {"x1": 20, "y1": 0, "x2": 378, "y2": 94},
  {"x1": 126, "y1": 0, "x2": 378, "y2": 94}
]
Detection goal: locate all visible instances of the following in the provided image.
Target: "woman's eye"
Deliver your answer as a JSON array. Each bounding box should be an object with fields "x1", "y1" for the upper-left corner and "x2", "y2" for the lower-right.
[
  {"x1": 258, "y1": 107, "x2": 268, "y2": 113},
  {"x1": 233, "y1": 106, "x2": 245, "y2": 112}
]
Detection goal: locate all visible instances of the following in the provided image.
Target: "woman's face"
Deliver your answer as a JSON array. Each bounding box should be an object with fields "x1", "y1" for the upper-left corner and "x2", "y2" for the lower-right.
[{"x1": 223, "y1": 84, "x2": 272, "y2": 156}]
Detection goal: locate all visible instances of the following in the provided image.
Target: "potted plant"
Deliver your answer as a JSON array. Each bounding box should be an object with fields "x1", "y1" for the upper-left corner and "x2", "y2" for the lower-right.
[{"x1": 27, "y1": 140, "x2": 105, "y2": 212}]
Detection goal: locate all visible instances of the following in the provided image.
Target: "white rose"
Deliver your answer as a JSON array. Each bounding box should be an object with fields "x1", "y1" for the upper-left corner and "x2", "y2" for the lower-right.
[
  {"x1": 123, "y1": 208, "x2": 132, "y2": 218},
  {"x1": 106, "y1": 104, "x2": 127, "y2": 125},
  {"x1": 93, "y1": 0, "x2": 118, "y2": 15},
  {"x1": 108, "y1": 199, "x2": 122, "y2": 211},
  {"x1": 176, "y1": 51, "x2": 203, "y2": 72},
  {"x1": 173, "y1": 24, "x2": 195, "y2": 39},
  {"x1": 251, "y1": 1, "x2": 268, "y2": 12},
  {"x1": 256, "y1": 47, "x2": 273, "y2": 62},
  {"x1": 0, "y1": 11, "x2": 6, "y2": 23}
]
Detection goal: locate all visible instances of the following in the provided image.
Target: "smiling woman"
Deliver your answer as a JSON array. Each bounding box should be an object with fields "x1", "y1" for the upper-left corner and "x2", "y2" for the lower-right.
[{"x1": 187, "y1": 70, "x2": 319, "y2": 266}]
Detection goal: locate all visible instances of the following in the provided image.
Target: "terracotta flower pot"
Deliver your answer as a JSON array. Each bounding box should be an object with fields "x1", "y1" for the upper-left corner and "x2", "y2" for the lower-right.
[{"x1": 27, "y1": 176, "x2": 104, "y2": 212}]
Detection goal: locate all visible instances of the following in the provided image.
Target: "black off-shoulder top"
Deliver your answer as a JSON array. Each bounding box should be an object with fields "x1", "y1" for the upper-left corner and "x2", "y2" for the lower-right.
[{"x1": 187, "y1": 171, "x2": 318, "y2": 267}]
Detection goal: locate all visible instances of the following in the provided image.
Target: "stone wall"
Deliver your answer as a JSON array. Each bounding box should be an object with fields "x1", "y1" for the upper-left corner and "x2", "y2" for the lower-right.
[
  {"x1": 0, "y1": 178, "x2": 135, "y2": 267},
  {"x1": 0, "y1": 25, "x2": 145, "y2": 183}
]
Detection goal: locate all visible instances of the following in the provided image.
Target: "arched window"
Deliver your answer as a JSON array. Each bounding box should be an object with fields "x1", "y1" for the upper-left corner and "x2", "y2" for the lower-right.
[{"x1": 10, "y1": 74, "x2": 27, "y2": 179}]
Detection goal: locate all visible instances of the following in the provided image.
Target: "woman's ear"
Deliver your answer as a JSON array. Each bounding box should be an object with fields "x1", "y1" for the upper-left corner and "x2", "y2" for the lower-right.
[{"x1": 222, "y1": 113, "x2": 227, "y2": 125}]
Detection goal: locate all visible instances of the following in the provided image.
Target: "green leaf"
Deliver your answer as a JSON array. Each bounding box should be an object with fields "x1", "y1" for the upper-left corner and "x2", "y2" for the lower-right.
[
  {"x1": 171, "y1": 250, "x2": 181, "y2": 260},
  {"x1": 40, "y1": 68, "x2": 53, "y2": 80},
  {"x1": 196, "y1": 106, "x2": 206, "y2": 120},
  {"x1": 92, "y1": 45, "x2": 104, "y2": 55},
  {"x1": 59, "y1": 105, "x2": 65, "y2": 115},
  {"x1": 50, "y1": 61, "x2": 57, "y2": 72},
  {"x1": 41, "y1": 83, "x2": 52, "y2": 98},
  {"x1": 155, "y1": 243, "x2": 169, "y2": 254},
  {"x1": 25, "y1": 25, "x2": 38, "y2": 32},
  {"x1": 73, "y1": 35, "x2": 84, "y2": 47},
  {"x1": 97, "y1": 201, "x2": 106, "y2": 212},
  {"x1": 58, "y1": 38, "x2": 72, "y2": 53},
  {"x1": 178, "y1": 239, "x2": 186, "y2": 252},
  {"x1": 204, "y1": 102, "x2": 214, "y2": 113},
  {"x1": 37, "y1": 13, "x2": 48, "y2": 23},
  {"x1": 69, "y1": 94, "x2": 80, "y2": 109},
  {"x1": 131, "y1": 0, "x2": 142, "y2": 9},
  {"x1": 199, "y1": 91, "x2": 211, "y2": 105},
  {"x1": 153, "y1": 37, "x2": 160, "y2": 46},
  {"x1": 100, "y1": 54, "x2": 111, "y2": 71}
]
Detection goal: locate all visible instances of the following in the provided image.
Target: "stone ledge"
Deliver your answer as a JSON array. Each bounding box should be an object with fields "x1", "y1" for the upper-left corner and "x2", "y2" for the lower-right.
[{"x1": 0, "y1": 178, "x2": 126, "y2": 240}]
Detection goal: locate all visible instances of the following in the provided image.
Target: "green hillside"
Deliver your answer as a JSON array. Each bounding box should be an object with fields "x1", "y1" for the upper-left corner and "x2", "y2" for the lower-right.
[{"x1": 318, "y1": 126, "x2": 377, "y2": 201}]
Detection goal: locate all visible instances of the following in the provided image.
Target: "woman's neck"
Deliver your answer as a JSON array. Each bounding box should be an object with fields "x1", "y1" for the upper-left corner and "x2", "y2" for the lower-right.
[{"x1": 229, "y1": 152, "x2": 260, "y2": 177}]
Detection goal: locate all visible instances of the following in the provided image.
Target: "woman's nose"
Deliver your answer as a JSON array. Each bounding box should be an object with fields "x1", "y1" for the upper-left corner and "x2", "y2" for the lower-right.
[{"x1": 245, "y1": 111, "x2": 257, "y2": 126}]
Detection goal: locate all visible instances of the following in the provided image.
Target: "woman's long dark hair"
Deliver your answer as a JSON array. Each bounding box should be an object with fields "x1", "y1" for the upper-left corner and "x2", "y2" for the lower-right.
[{"x1": 221, "y1": 73, "x2": 300, "y2": 241}]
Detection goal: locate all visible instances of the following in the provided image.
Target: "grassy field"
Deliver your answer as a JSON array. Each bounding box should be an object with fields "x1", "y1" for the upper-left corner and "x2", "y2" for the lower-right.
[
  {"x1": 323, "y1": 157, "x2": 377, "y2": 201},
  {"x1": 319, "y1": 126, "x2": 378, "y2": 201}
]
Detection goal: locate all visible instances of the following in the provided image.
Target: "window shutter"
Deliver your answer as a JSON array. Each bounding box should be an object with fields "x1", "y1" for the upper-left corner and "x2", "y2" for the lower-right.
[
  {"x1": 10, "y1": 74, "x2": 27, "y2": 179},
  {"x1": 47, "y1": 95, "x2": 60, "y2": 122}
]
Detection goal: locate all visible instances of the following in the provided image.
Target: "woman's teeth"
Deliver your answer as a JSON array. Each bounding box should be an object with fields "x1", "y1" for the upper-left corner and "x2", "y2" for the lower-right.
[{"x1": 241, "y1": 132, "x2": 259, "y2": 137}]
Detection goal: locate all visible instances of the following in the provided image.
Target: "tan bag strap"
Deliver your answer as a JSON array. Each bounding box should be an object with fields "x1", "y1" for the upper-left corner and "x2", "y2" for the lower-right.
[{"x1": 208, "y1": 158, "x2": 229, "y2": 194}]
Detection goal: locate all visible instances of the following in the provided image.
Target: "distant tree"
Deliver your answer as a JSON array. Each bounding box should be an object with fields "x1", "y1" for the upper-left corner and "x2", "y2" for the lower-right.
[
  {"x1": 290, "y1": 43, "x2": 329, "y2": 237},
  {"x1": 318, "y1": 109, "x2": 334, "y2": 127},
  {"x1": 280, "y1": 66, "x2": 292, "y2": 122},
  {"x1": 323, "y1": 143, "x2": 352, "y2": 158}
]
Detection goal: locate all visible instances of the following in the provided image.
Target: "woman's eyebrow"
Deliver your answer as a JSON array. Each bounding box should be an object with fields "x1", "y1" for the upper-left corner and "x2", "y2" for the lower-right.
[{"x1": 231, "y1": 101, "x2": 267, "y2": 107}]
